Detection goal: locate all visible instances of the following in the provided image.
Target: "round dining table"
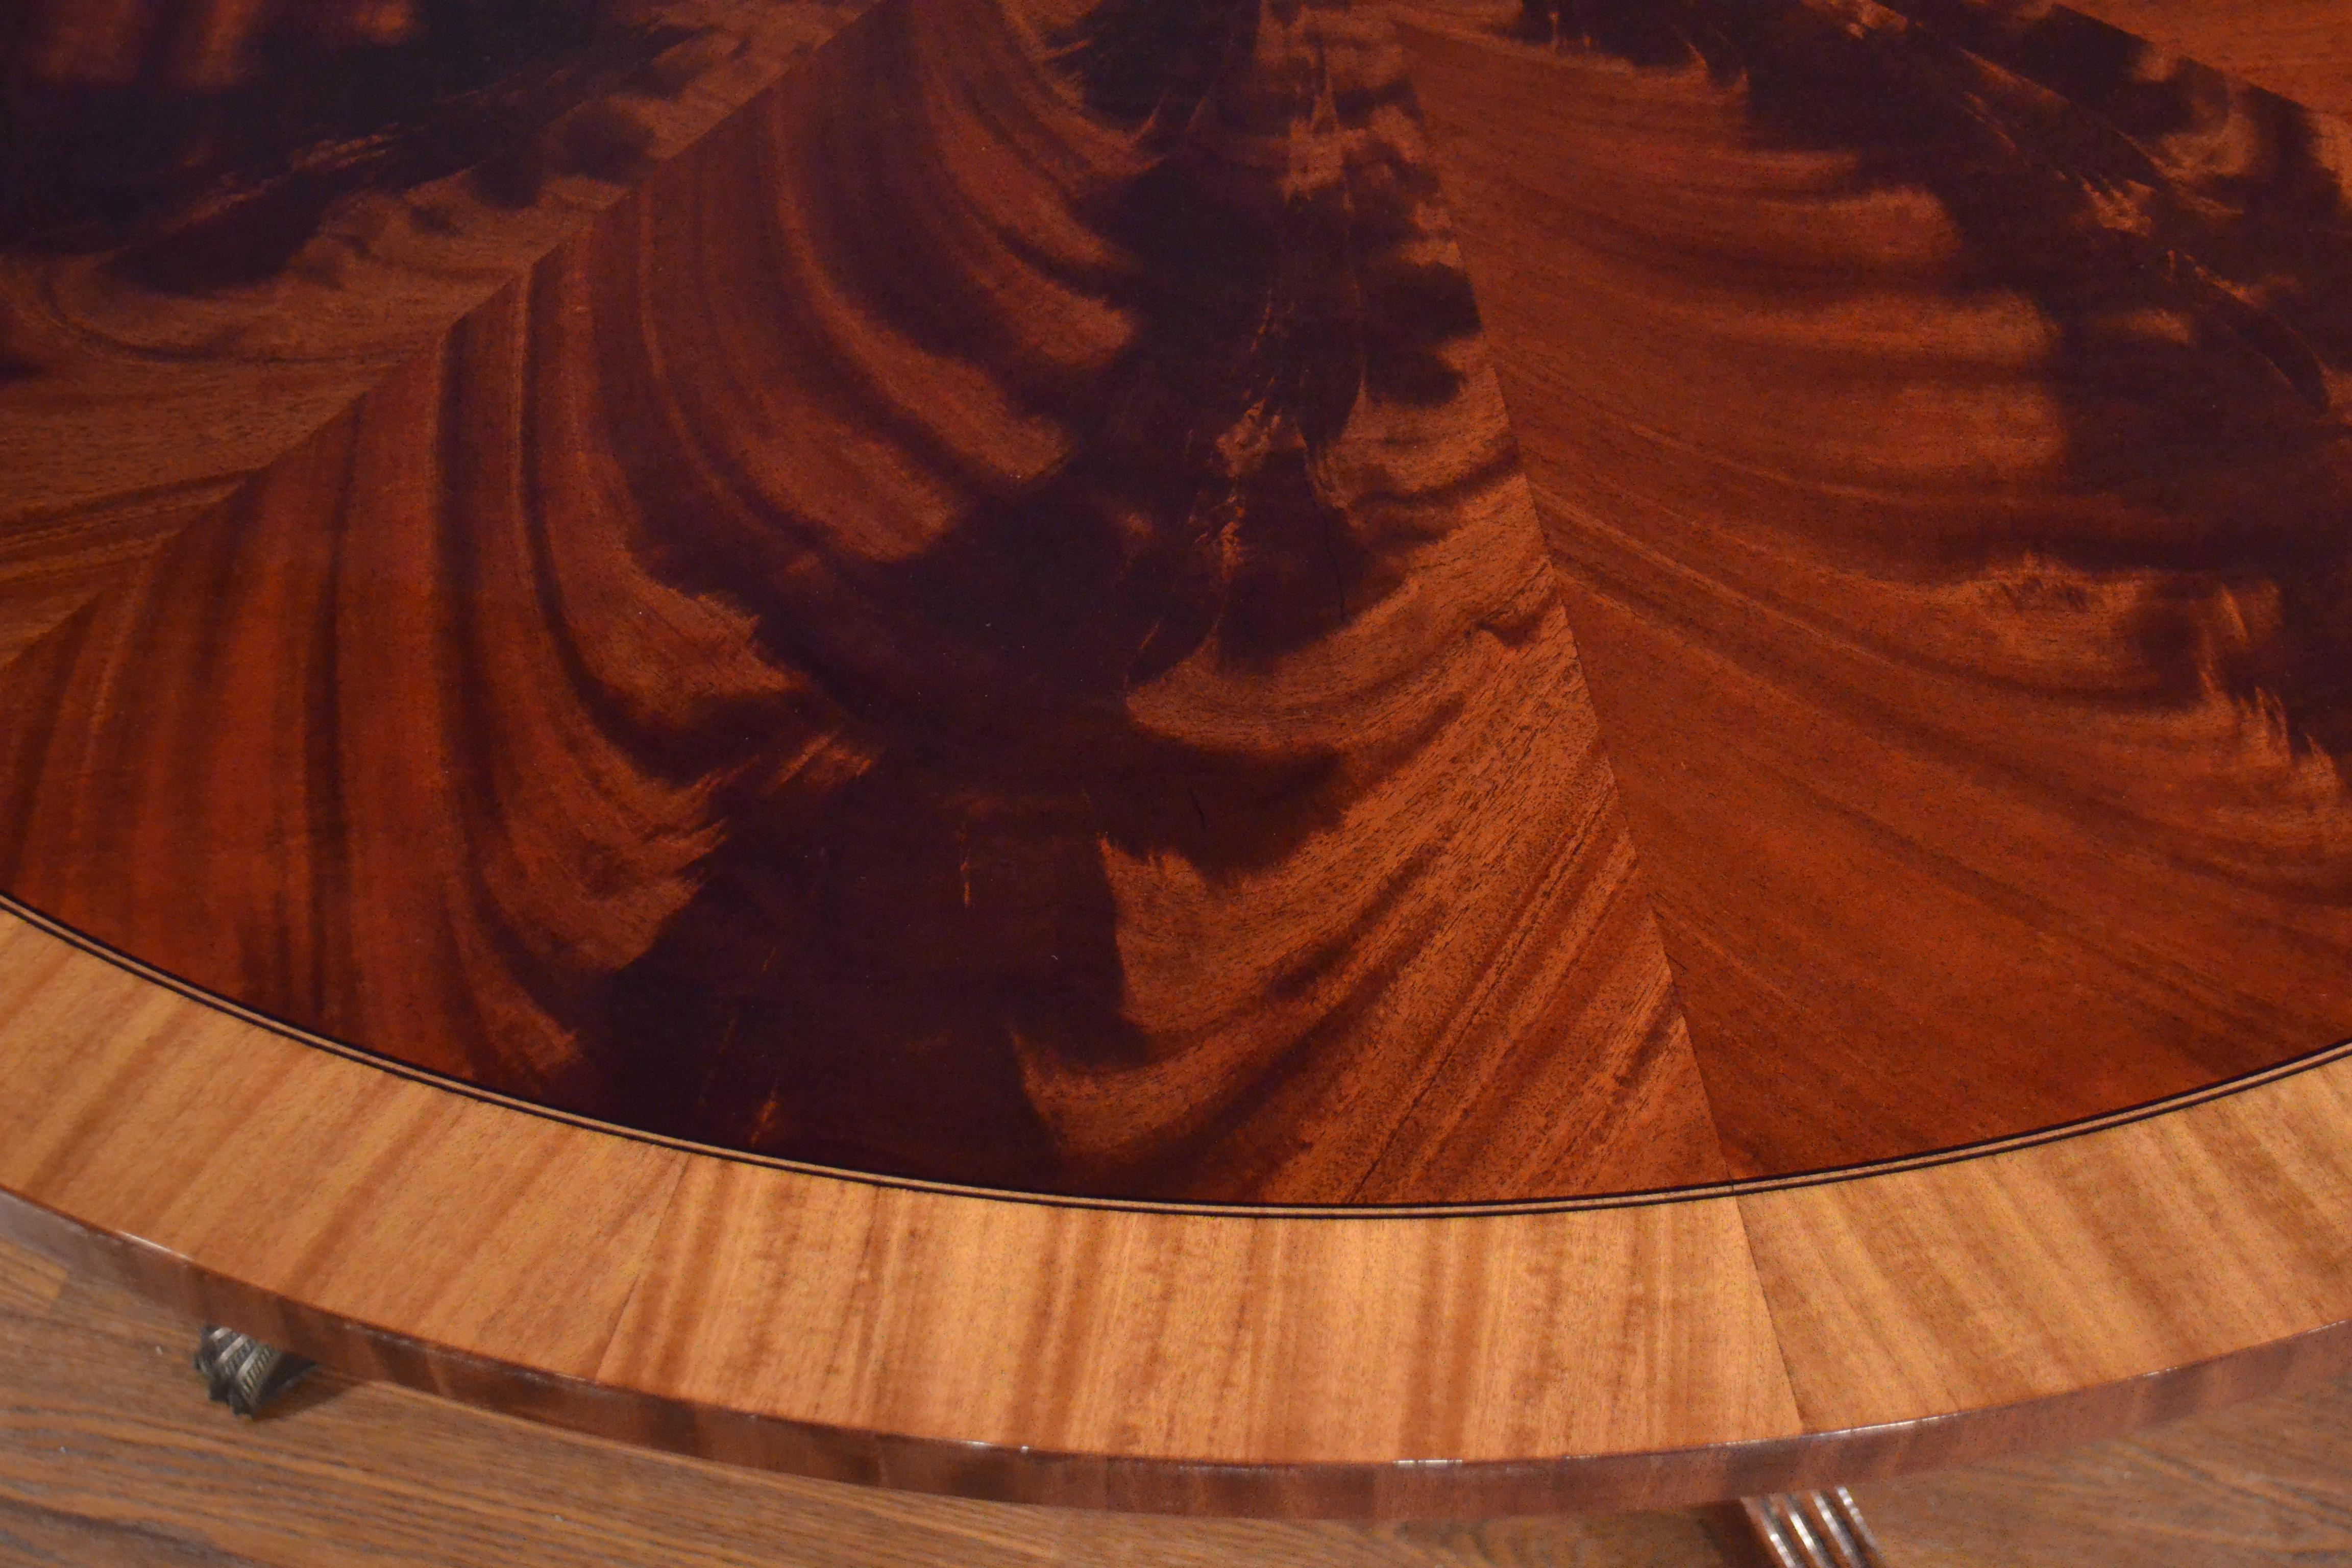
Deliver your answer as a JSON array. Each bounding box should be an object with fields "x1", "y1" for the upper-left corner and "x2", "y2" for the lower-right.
[{"x1": 3, "y1": 0, "x2": 2350, "y2": 1556}]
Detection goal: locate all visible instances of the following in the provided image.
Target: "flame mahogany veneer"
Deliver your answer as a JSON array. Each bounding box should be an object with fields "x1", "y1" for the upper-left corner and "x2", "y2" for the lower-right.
[
  {"x1": 3, "y1": 0, "x2": 2351, "y2": 1517},
  {"x1": 1399, "y1": 0, "x2": 2352, "y2": 1174},
  {"x1": 2, "y1": 0, "x2": 1721, "y2": 1206}
]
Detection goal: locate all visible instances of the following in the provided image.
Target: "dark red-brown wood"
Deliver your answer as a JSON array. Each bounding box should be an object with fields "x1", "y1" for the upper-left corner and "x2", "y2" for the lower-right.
[
  {"x1": 1400, "y1": 0, "x2": 2352, "y2": 1177},
  {"x1": 0, "y1": 0, "x2": 1724, "y2": 1205},
  {"x1": 4, "y1": 0, "x2": 2350, "y2": 1204}
]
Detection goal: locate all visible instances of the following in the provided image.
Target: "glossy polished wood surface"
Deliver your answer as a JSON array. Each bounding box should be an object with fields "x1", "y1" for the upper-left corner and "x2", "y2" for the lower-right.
[
  {"x1": 1, "y1": 0, "x2": 1729, "y2": 1205},
  {"x1": 1398, "y1": 0, "x2": 2352, "y2": 1175},
  {"x1": 6, "y1": 0, "x2": 2351, "y2": 1204},
  {"x1": 16, "y1": 1230, "x2": 2352, "y2": 1568},
  {"x1": 8, "y1": 902, "x2": 2352, "y2": 1514},
  {"x1": 3, "y1": 0, "x2": 2352, "y2": 1518},
  {"x1": 2069, "y1": 0, "x2": 2352, "y2": 116}
]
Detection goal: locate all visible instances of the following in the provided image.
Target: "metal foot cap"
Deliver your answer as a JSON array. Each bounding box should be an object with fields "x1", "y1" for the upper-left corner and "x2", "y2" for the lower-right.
[
  {"x1": 1741, "y1": 1487, "x2": 1891, "y2": 1568},
  {"x1": 193, "y1": 1326, "x2": 315, "y2": 1418}
]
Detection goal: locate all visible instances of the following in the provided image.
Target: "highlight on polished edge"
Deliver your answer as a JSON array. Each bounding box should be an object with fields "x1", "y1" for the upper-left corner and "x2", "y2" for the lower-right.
[{"x1": 2, "y1": 0, "x2": 2349, "y2": 1211}]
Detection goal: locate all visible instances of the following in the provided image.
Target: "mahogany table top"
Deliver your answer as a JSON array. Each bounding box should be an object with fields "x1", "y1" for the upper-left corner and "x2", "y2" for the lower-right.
[{"x1": 3, "y1": 0, "x2": 2350, "y2": 1518}]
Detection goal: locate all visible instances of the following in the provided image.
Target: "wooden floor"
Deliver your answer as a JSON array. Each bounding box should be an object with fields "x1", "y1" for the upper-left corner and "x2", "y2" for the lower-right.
[{"x1": 3, "y1": 1235, "x2": 2349, "y2": 1567}]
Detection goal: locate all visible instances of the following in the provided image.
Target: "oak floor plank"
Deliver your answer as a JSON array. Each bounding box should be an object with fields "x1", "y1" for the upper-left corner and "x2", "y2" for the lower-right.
[
  {"x1": 1854, "y1": 1376, "x2": 2352, "y2": 1566},
  {"x1": 0, "y1": 1500, "x2": 267, "y2": 1568}
]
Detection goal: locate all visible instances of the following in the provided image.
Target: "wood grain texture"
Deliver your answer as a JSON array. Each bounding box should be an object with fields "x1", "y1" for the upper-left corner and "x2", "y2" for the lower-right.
[
  {"x1": 0, "y1": 916, "x2": 688, "y2": 1382},
  {"x1": 6, "y1": 0, "x2": 2352, "y2": 1522},
  {"x1": 0, "y1": 1238, "x2": 1750, "y2": 1568},
  {"x1": 19, "y1": 1229, "x2": 2352, "y2": 1568},
  {"x1": 1853, "y1": 1366, "x2": 2352, "y2": 1568},
  {"x1": 0, "y1": 0, "x2": 1724, "y2": 1205},
  {"x1": 8, "y1": 0, "x2": 2351, "y2": 1199},
  {"x1": 13, "y1": 0, "x2": 2347, "y2": 1204},
  {"x1": 2065, "y1": 0, "x2": 2352, "y2": 116},
  {"x1": 0, "y1": 0, "x2": 875, "y2": 652},
  {"x1": 6, "y1": 898, "x2": 2352, "y2": 1515},
  {"x1": 0, "y1": 907, "x2": 1801, "y2": 1516},
  {"x1": 1401, "y1": 0, "x2": 2352, "y2": 1175},
  {"x1": 1741, "y1": 1055, "x2": 2352, "y2": 1430},
  {"x1": 592, "y1": 1151, "x2": 1795, "y2": 1473}
]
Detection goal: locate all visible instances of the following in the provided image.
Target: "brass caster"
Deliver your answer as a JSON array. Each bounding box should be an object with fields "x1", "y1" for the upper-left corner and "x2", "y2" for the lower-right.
[
  {"x1": 1739, "y1": 1487, "x2": 1891, "y2": 1567},
  {"x1": 193, "y1": 1325, "x2": 315, "y2": 1417}
]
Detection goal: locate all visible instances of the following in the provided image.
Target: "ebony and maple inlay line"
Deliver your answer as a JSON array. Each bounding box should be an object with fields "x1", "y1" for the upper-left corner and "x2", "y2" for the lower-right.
[
  {"x1": 17, "y1": 885, "x2": 2352, "y2": 1221},
  {"x1": 3, "y1": 0, "x2": 2349, "y2": 1207}
]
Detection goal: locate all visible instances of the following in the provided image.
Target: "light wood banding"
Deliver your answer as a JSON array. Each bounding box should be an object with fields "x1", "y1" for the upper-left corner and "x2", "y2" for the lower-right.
[{"x1": 7, "y1": 902, "x2": 2352, "y2": 1515}]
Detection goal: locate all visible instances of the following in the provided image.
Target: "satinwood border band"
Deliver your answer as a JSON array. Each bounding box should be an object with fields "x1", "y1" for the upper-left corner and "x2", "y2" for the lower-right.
[{"x1": 3, "y1": 898, "x2": 2349, "y2": 1517}]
